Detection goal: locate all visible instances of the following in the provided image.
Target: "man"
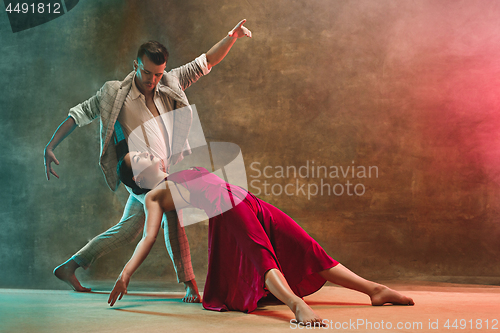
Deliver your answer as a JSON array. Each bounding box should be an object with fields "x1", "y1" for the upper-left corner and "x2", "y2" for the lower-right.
[{"x1": 44, "y1": 20, "x2": 252, "y2": 302}]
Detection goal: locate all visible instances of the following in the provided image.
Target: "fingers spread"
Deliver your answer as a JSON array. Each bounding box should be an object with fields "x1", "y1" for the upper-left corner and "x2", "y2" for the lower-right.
[{"x1": 50, "y1": 169, "x2": 59, "y2": 179}]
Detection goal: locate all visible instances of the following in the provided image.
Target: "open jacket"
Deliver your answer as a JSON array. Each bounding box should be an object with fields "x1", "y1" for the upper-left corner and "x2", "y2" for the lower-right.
[{"x1": 69, "y1": 54, "x2": 210, "y2": 191}]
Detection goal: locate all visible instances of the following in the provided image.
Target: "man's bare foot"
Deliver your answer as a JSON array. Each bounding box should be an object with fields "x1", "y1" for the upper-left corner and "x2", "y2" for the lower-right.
[
  {"x1": 53, "y1": 259, "x2": 91, "y2": 292},
  {"x1": 291, "y1": 299, "x2": 324, "y2": 327},
  {"x1": 182, "y1": 279, "x2": 201, "y2": 303},
  {"x1": 370, "y1": 285, "x2": 414, "y2": 306}
]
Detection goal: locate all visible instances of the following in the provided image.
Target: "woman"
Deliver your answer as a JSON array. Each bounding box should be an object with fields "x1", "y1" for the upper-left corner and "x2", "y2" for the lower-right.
[{"x1": 108, "y1": 151, "x2": 414, "y2": 326}]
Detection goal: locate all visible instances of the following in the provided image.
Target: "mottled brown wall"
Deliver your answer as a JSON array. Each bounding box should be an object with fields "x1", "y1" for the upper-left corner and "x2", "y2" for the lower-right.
[{"x1": 1, "y1": 0, "x2": 500, "y2": 289}]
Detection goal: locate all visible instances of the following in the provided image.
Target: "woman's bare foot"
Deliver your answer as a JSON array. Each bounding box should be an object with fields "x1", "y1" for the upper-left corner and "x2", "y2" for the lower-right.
[
  {"x1": 182, "y1": 279, "x2": 201, "y2": 303},
  {"x1": 370, "y1": 285, "x2": 414, "y2": 306},
  {"x1": 291, "y1": 299, "x2": 324, "y2": 327},
  {"x1": 53, "y1": 260, "x2": 91, "y2": 292}
]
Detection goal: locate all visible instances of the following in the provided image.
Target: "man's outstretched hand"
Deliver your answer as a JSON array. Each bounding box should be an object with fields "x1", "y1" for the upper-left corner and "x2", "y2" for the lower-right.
[
  {"x1": 44, "y1": 115, "x2": 78, "y2": 180},
  {"x1": 228, "y1": 19, "x2": 252, "y2": 38},
  {"x1": 207, "y1": 19, "x2": 252, "y2": 69},
  {"x1": 44, "y1": 147, "x2": 60, "y2": 180}
]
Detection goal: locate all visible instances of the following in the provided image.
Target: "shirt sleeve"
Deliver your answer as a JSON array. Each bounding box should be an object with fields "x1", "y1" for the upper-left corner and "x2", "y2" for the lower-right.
[
  {"x1": 68, "y1": 104, "x2": 93, "y2": 127},
  {"x1": 169, "y1": 54, "x2": 211, "y2": 91},
  {"x1": 68, "y1": 86, "x2": 104, "y2": 126},
  {"x1": 195, "y1": 53, "x2": 212, "y2": 76}
]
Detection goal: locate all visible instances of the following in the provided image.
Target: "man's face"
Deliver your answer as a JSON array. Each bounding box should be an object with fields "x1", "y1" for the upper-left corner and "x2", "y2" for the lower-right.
[{"x1": 133, "y1": 55, "x2": 166, "y2": 94}]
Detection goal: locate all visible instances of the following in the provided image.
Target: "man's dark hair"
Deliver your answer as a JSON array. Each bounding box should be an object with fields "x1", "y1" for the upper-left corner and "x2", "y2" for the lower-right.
[
  {"x1": 137, "y1": 41, "x2": 169, "y2": 65},
  {"x1": 117, "y1": 154, "x2": 149, "y2": 195}
]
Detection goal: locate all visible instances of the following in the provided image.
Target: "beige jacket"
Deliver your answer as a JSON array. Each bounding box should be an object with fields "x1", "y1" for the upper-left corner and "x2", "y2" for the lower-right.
[{"x1": 69, "y1": 54, "x2": 210, "y2": 191}]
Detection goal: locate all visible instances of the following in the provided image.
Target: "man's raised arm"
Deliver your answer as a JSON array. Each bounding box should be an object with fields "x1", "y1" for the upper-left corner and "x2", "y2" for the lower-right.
[
  {"x1": 206, "y1": 19, "x2": 252, "y2": 70},
  {"x1": 169, "y1": 19, "x2": 252, "y2": 91}
]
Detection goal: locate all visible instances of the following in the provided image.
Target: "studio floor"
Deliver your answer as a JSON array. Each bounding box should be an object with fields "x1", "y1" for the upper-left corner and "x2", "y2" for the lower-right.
[{"x1": 1, "y1": 281, "x2": 499, "y2": 333}]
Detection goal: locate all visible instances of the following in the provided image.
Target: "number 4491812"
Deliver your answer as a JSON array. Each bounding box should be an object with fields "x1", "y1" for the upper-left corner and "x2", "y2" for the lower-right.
[
  {"x1": 5, "y1": 2, "x2": 62, "y2": 14},
  {"x1": 444, "y1": 319, "x2": 498, "y2": 330}
]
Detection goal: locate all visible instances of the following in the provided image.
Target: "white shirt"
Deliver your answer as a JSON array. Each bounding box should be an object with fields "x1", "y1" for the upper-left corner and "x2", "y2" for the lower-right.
[
  {"x1": 118, "y1": 76, "x2": 175, "y2": 162},
  {"x1": 117, "y1": 54, "x2": 211, "y2": 165}
]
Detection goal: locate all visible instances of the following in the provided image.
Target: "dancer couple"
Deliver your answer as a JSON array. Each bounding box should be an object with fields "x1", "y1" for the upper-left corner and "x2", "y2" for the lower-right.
[
  {"x1": 45, "y1": 19, "x2": 413, "y2": 326},
  {"x1": 45, "y1": 19, "x2": 252, "y2": 303}
]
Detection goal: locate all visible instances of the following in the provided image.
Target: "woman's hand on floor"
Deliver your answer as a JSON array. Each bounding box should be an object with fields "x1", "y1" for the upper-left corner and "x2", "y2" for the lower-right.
[{"x1": 108, "y1": 276, "x2": 129, "y2": 306}]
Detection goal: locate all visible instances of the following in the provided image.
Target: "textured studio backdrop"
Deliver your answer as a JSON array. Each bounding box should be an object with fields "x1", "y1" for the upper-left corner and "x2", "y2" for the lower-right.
[{"x1": 1, "y1": 0, "x2": 500, "y2": 289}]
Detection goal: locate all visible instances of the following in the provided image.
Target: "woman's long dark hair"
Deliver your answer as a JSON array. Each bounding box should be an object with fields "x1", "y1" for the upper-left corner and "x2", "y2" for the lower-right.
[{"x1": 117, "y1": 154, "x2": 149, "y2": 195}]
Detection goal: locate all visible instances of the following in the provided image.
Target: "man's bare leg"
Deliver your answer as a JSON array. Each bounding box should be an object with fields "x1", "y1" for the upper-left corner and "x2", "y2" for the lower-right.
[
  {"x1": 53, "y1": 259, "x2": 91, "y2": 292},
  {"x1": 182, "y1": 279, "x2": 201, "y2": 303},
  {"x1": 265, "y1": 269, "x2": 323, "y2": 326},
  {"x1": 319, "y1": 264, "x2": 414, "y2": 306}
]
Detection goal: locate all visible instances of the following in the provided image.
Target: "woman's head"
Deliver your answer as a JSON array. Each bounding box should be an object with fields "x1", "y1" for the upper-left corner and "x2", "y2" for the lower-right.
[{"x1": 117, "y1": 151, "x2": 162, "y2": 195}]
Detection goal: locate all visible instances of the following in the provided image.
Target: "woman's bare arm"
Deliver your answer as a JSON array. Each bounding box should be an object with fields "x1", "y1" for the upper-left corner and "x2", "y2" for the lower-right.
[{"x1": 108, "y1": 192, "x2": 164, "y2": 306}]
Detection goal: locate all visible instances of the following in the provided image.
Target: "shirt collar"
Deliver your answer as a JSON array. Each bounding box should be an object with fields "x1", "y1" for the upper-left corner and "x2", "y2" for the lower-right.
[{"x1": 130, "y1": 74, "x2": 161, "y2": 100}]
